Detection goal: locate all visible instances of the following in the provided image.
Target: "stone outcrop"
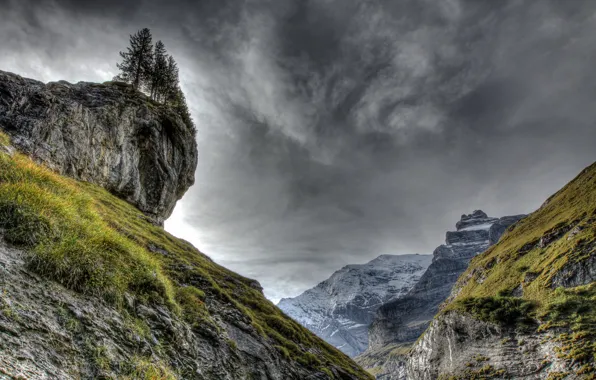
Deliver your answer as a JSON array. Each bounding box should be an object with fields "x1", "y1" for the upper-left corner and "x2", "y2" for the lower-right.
[
  {"x1": 359, "y1": 211, "x2": 524, "y2": 379},
  {"x1": 406, "y1": 162, "x2": 596, "y2": 379},
  {"x1": 367, "y1": 211, "x2": 525, "y2": 351},
  {"x1": 0, "y1": 70, "x2": 198, "y2": 225},
  {"x1": 278, "y1": 255, "x2": 432, "y2": 357},
  {"x1": 406, "y1": 312, "x2": 567, "y2": 380}
]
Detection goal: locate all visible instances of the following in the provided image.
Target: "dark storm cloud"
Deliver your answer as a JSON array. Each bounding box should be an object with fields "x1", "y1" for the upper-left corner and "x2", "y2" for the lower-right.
[{"x1": 2, "y1": 0, "x2": 596, "y2": 301}]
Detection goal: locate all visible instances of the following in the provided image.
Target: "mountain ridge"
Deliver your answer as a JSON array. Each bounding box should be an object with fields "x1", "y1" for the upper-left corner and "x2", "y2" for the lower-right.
[{"x1": 278, "y1": 254, "x2": 432, "y2": 357}]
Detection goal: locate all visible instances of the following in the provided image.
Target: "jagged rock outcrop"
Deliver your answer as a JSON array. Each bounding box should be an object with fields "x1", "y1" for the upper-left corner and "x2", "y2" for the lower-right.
[
  {"x1": 407, "y1": 163, "x2": 596, "y2": 379},
  {"x1": 278, "y1": 255, "x2": 432, "y2": 357},
  {"x1": 367, "y1": 211, "x2": 525, "y2": 350},
  {"x1": 358, "y1": 211, "x2": 524, "y2": 379},
  {"x1": 0, "y1": 70, "x2": 197, "y2": 225},
  {"x1": 406, "y1": 311, "x2": 566, "y2": 380}
]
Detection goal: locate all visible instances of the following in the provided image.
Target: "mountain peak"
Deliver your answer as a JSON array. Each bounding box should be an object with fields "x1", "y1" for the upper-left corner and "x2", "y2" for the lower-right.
[
  {"x1": 455, "y1": 209, "x2": 497, "y2": 231},
  {"x1": 278, "y1": 253, "x2": 432, "y2": 357}
]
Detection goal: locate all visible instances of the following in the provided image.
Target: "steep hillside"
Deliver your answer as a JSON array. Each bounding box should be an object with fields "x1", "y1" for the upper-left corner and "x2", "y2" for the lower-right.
[
  {"x1": 0, "y1": 73, "x2": 372, "y2": 380},
  {"x1": 358, "y1": 211, "x2": 524, "y2": 380},
  {"x1": 408, "y1": 162, "x2": 596, "y2": 379},
  {"x1": 278, "y1": 254, "x2": 432, "y2": 357}
]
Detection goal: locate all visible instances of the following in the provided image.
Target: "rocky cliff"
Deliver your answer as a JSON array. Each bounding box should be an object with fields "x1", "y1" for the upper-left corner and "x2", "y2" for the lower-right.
[
  {"x1": 407, "y1": 163, "x2": 596, "y2": 379},
  {"x1": 0, "y1": 72, "x2": 371, "y2": 380},
  {"x1": 358, "y1": 211, "x2": 525, "y2": 379},
  {"x1": 0, "y1": 70, "x2": 197, "y2": 225},
  {"x1": 278, "y1": 255, "x2": 432, "y2": 357}
]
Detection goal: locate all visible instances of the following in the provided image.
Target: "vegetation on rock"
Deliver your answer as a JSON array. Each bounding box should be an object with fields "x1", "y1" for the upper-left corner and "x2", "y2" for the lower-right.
[
  {"x1": 444, "y1": 161, "x2": 596, "y2": 377},
  {"x1": 116, "y1": 28, "x2": 194, "y2": 135},
  {"x1": 0, "y1": 131, "x2": 371, "y2": 379}
]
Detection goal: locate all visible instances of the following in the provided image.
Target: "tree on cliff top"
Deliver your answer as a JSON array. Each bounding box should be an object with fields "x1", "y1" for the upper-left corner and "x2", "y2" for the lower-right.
[
  {"x1": 116, "y1": 28, "x2": 195, "y2": 135},
  {"x1": 149, "y1": 40, "x2": 168, "y2": 101},
  {"x1": 116, "y1": 28, "x2": 154, "y2": 90}
]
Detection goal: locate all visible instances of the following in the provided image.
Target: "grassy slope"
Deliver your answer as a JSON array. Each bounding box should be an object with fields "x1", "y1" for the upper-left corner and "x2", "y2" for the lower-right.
[
  {"x1": 0, "y1": 131, "x2": 371, "y2": 379},
  {"x1": 445, "y1": 162, "x2": 596, "y2": 378}
]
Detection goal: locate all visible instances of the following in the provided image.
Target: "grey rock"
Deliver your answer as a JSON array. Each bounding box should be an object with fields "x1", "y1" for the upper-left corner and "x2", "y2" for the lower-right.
[
  {"x1": 278, "y1": 254, "x2": 432, "y2": 357},
  {"x1": 406, "y1": 311, "x2": 573, "y2": 379},
  {"x1": 0, "y1": 70, "x2": 198, "y2": 225},
  {"x1": 551, "y1": 253, "x2": 596, "y2": 289},
  {"x1": 489, "y1": 215, "x2": 527, "y2": 245},
  {"x1": 355, "y1": 343, "x2": 411, "y2": 380},
  {"x1": 361, "y1": 211, "x2": 524, "y2": 379},
  {"x1": 0, "y1": 239, "x2": 359, "y2": 380}
]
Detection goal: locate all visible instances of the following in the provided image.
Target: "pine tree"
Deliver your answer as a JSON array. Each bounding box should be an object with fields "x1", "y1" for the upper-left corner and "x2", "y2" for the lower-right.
[
  {"x1": 114, "y1": 29, "x2": 195, "y2": 135},
  {"x1": 164, "y1": 55, "x2": 180, "y2": 105},
  {"x1": 173, "y1": 87, "x2": 195, "y2": 135},
  {"x1": 150, "y1": 40, "x2": 168, "y2": 101},
  {"x1": 117, "y1": 28, "x2": 154, "y2": 90}
]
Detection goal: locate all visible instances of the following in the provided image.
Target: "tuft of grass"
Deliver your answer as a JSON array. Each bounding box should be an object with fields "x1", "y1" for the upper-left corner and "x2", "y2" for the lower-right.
[
  {"x1": 123, "y1": 357, "x2": 177, "y2": 380},
  {"x1": 0, "y1": 131, "x2": 10, "y2": 147},
  {"x1": 175, "y1": 286, "x2": 210, "y2": 326},
  {"x1": 0, "y1": 143, "x2": 372, "y2": 379},
  {"x1": 454, "y1": 296, "x2": 536, "y2": 328}
]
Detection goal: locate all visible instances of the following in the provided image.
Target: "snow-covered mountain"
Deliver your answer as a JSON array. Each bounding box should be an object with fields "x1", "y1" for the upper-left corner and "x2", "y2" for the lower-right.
[{"x1": 277, "y1": 254, "x2": 432, "y2": 357}]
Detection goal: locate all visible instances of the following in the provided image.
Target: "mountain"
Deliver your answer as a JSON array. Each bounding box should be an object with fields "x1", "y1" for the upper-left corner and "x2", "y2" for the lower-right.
[
  {"x1": 407, "y1": 162, "x2": 596, "y2": 379},
  {"x1": 357, "y1": 210, "x2": 525, "y2": 379},
  {"x1": 278, "y1": 254, "x2": 432, "y2": 357},
  {"x1": 0, "y1": 71, "x2": 371, "y2": 380}
]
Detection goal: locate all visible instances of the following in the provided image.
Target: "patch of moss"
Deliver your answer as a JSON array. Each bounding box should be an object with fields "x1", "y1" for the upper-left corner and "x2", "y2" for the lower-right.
[
  {"x1": 541, "y1": 284, "x2": 596, "y2": 375},
  {"x1": 454, "y1": 296, "x2": 536, "y2": 328},
  {"x1": 0, "y1": 131, "x2": 10, "y2": 147},
  {"x1": 175, "y1": 286, "x2": 210, "y2": 326},
  {"x1": 123, "y1": 357, "x2": 177, "y2": 380},
  {"x1": 546, "y1": 372, "x2": 571, "y2": 380}
]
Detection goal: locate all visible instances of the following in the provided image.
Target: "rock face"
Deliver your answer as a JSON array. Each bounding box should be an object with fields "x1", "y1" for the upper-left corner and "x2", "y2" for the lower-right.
[
  {"x1": 367, "y1": 211, "x2": 525, "y2": 351},
  {"x1": 0, "y1": 239, "x2": 364, "y2": 380},
  {"x1": 0, "y1": 70, "x2": 198, "y2": 225},
  {"x1": 407, "y1": 162, "x2": 596, "y2": 379},
  {"x1": 406, "y1": 312, "x2": 566, "y2": 380},
  {"x1": 278, "y1": 254, "x2": 432, "y2": 357},
  {"x1": 359, "y1": 211, "x2": 524, "y2": 379}
]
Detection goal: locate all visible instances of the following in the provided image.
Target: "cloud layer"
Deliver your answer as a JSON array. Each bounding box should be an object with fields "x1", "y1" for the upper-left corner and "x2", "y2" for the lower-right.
[{"x1": 2, "y1": 0, "x2": 596, "y2": 301}]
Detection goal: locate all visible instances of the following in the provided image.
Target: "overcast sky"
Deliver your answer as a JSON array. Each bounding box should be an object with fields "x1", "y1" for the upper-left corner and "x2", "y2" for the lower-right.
[{"x1": 2, "y1": 0, "x2": 596, "y2": 302}]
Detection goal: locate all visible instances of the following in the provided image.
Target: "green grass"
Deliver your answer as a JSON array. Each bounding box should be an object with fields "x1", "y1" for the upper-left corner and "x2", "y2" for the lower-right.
[
  {"x1": 445, "y1": 161, "x2": 596, "y2": 376},
  {"x1": 123, "y1": 357, "x2": 177, "y2": 380},
  {"x1": 0, "y1": 133, "x2": 9, "y2": 146},
  {"x1": 454, "y1": 296, "x2": 536, "y2": 329},
  {"x1": 0, "y1": 131, "x2": 371, "y2": 379}
]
